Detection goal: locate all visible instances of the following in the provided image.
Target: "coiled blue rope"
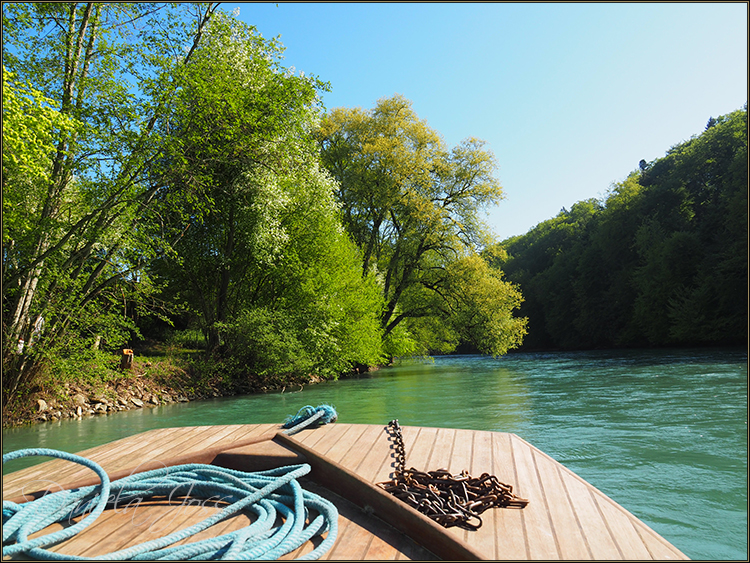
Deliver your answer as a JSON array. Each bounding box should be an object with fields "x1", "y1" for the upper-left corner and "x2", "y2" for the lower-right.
[
  {"x1": 282, "y1": 405, "x2": 337, "y2": 434},
  {"x1": 3, "y1": 449, "x2": 338, "y2": 560}
]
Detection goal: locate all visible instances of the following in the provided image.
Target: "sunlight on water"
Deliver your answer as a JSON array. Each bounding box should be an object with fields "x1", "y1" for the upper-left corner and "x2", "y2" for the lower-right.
[{"x1": 3, "y1": 348, "x2": 747, "y2": 560}]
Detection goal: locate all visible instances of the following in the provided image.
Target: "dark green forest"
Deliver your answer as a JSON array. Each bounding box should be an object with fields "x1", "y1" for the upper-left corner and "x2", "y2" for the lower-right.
[
  {"x1": 487, "y1": 106, "x2": 747, "y2": 350},
  {"x1": 2, "y1": 4, "x2": 746, "y2": 418}
]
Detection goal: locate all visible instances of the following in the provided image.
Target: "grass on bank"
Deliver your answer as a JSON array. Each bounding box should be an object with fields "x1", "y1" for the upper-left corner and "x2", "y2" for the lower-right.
[
  {"x1": 2, "y1": 330, "x2": 204, "y2": 427},
  {"x1": 2, "y1": 329, "x2": 329, "y2": 428}
]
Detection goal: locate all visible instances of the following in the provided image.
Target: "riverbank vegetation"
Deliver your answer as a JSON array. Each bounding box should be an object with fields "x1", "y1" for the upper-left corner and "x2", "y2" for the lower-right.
[
  {"x1": 487, "y1": 106, "x2": 747, "y2": 350},
  {"x1": 2, "y1": 3, "x2": 527, "y2": 425}
]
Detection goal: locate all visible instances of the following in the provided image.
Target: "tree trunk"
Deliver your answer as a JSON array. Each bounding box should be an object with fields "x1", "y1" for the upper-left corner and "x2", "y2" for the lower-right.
[{"x1": 4, "y1": 3, "x2": 94, "y2": 365}]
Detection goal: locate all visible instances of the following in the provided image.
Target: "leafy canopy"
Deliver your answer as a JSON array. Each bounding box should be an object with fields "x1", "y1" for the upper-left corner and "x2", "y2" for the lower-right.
[
  {"x1": 154, "y1": 11, "x2": 385, "y2": 378},
  {"x1": 318, "y1": 95, "x2": 527, "y2": 356}
]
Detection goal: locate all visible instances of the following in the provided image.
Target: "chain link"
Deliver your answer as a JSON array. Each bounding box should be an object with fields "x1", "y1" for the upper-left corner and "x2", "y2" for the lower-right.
[
  {"x1": 385, "y1": 419, "x2": 406, "y2": 474},
  {"x1": 378, "y1": 419, "x2": 528, "y2": 530}
]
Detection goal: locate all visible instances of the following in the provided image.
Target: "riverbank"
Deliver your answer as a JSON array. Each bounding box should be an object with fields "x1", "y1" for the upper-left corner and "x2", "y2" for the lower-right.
[
  {"x1": 2, "y1": 348, "x2": 353, "y2": 429},
  {"x1": 1, "y1": 343, "x2": 383, "y2": 429}
]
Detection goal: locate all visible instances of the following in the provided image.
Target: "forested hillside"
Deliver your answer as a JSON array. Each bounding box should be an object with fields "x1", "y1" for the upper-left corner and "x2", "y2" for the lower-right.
[
  {"x1": 487, "y1": 106, "x2": 747, "y2": 350},
  {"x1": 2, "y1": 3, "x2": 526, "y2": 414}
]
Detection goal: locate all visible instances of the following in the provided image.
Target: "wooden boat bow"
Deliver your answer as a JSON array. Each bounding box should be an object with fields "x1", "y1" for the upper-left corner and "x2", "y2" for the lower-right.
[
  {"x1": 3, "y1": 423, "x2": 690, "y2": 560},
  {"x1": 5, "y1": 427, "x2": 483, "y2": 560}
]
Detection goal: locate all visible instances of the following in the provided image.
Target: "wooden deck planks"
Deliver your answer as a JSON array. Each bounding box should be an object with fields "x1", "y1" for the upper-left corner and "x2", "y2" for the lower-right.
[
  {"x1": 301, "y1": 480, "x2": 435, "y2": 561},
  {"x1": 3, "y1": 424, "x2": 278, "y2": 501},
  {"x1": 557, "y1": 463, "x2": 620, "y2": 559},
  {"x1": 532, "y1": 447, "x2": 592, "y2": 560},
  {"x1": 2, "y1": 429, "x2": 151, "y2": 493},
  {"x1": 636, "y1": 519, "x2": 689, "y2": 560},
  {"x1": 326, "y1": 512, "x2": 377, "y2": 560},
  {"x1": 509, "y1": 432, "x2": 562, "y2": 560},
  {"x1": 339, "y1": 424, "x2": 388, "y2": 475},
  {"x1": 29, "y1": 500, "x2": 254, "y2": 558},
  {"x1": 491, "y1": 431, "x2": 529, "y2": 560},
  {"x1": 397, "y1": 427, "x2": 437, "y2": 474},
  {"x1": 245, "y1": 423, "x2": 447, "y2": 561},
  {"x1": 512, "y1": 433, "x2": 689, "y2": 560},
  {"x1": 468, "y1": 429, "x2": 501, "y2": 560},
  {"x1": 448, "y1": 429, "x2": 478, "y2": 546},
  {"x1": 2, "y1": 423, "x2": 688, "y2": 560},
  {"x1": 595, "y1": 492, "x2": 655, "y2": 560}
]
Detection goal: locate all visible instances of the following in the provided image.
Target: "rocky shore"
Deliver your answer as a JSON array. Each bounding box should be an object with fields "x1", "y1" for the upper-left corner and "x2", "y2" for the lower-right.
[
  {"x1": 32, "y1": 377, "x2": 198, "y2": 424},
  {"x1": 5, "y1": 354, "x2": 250, "y2": 428},
  {"x1": 4, "y1": 354, "x2": 374, "y2": 428}
]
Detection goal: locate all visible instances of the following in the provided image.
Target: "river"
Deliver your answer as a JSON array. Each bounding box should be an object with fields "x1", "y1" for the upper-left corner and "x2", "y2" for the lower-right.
[{"x1": 3, "y1": 348, "x2": 747, "y2": 560}]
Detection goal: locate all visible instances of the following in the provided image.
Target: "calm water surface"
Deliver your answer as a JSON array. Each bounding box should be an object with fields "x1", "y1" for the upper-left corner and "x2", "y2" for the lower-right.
[{"x1": 3, "y1": 348, "x2": 747, "y2": 560}]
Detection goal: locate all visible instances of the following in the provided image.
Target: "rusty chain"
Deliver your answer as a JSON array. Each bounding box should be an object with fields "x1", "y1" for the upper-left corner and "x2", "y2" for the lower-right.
[
  {"x1": 386, "y1": 417, "x2": 407, "y2": 473},
  {"x1": 378, "y1": 419, "x2": 528, "y2": 530}
]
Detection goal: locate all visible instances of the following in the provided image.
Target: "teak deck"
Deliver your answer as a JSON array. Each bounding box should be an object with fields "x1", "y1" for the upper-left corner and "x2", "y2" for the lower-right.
[{"x1": 2, "y1": 423, "x2": 689, "y2": 560}]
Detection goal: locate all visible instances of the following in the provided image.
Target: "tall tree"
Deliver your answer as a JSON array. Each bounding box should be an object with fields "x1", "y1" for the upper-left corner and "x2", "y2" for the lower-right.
[
  {"x1": 2, "y1": 2, "x2": 220, "y2": 395},
  {"x1": 318, "y1": 95, "x2": 527, "y2": 356},
  {"x1": 154, "y1": 11, "x2": 385, "y2": 377}
]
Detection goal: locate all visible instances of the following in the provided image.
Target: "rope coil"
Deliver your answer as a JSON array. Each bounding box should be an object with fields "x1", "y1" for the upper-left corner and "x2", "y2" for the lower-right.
[
  {"x1": 282, "y1": 405, "x2": 337, "y2": 434},
  {"x1": 3, "y1": 407, "x2": 341, "y2": 560}
]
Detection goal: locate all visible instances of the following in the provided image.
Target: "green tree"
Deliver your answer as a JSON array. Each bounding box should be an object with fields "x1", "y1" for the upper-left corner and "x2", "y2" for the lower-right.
[
  {"x1": 2, "y1": 2, "x2": 221, "y2": 396},
  {"x1": 154, "y1": 11, "x2": 385, "y2": 379},
  {"x1": 319, "y1": 95, "x2": 526, "y2": 356},
  {"x1": 2, "y1": 66, "x2": 78, "y2": 262}
]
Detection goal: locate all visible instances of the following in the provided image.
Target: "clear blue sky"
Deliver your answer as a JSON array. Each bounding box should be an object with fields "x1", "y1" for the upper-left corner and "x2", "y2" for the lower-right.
[{"x1": 224, "y1": 2, "x2": 747, "y2": 241}]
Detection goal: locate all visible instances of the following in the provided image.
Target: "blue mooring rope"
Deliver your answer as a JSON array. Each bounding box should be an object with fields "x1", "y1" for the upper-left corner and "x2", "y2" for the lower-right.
[
  {"x1": 282, "y1": 404, "x2": 337, "y2": 434},
  {"x1": 3, "y1": 407, "x2": 340, "y2": 560}
]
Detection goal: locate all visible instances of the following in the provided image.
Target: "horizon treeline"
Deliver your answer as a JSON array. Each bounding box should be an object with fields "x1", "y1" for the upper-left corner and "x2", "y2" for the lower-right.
[{"x1": 487, "y1": 105, "x2": 747, "y2": 350}]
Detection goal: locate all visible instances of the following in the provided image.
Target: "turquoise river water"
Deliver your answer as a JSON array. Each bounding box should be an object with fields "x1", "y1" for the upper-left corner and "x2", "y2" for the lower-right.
[{"x1": 3, "y1": 348, "x2": 747, "y2": 560}]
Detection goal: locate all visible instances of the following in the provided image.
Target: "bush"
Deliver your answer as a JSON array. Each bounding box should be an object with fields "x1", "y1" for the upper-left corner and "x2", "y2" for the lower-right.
[
  {"x1": 220, "y1": 308, "x2": 322, "y2": 382},
  {"x1": 167, "y1": 328, "x2": 207, "y2": 350}
]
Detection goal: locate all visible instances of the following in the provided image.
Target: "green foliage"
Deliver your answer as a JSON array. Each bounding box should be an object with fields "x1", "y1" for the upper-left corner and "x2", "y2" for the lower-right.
[
  {"x1": 402, "y1": 316, "x2": 461, "y2": 357},
  {"x1": 381, "y1": 322, "x2": 421, "y2": 359},
  {"x1": 150, "y1": 11, "x2": 385, "y2": 381},
  {"x1": 485, "y1": 199, "x2": 602, "y2": 348},
  {"x1": 1, "y1": 3, "x2": 390, "y2": 403},
  {"x1": 439, "y1": 255, "x2": 527, "y2": 356},
  {"x1": 44, "y1": 348, "x2": 122, "y2": 386},
  {"x1": 318, "y1": 95, "x2": 526, "y2": 356},
  {"x1": 2, "y1": 67, "x2": 79, "y2": 246},
  {"x1": 219, "y1": 308, "x2": 315, "y2": 382},
  {"x1": 493, "y1": 105, "x2": 747, "y2": 349},
  {"x1": 2, "y1": 2, "x2": 224, "y2": 397},
  {"x1": 167, "y1": 329, "x2": 207, "y2": 351}
]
